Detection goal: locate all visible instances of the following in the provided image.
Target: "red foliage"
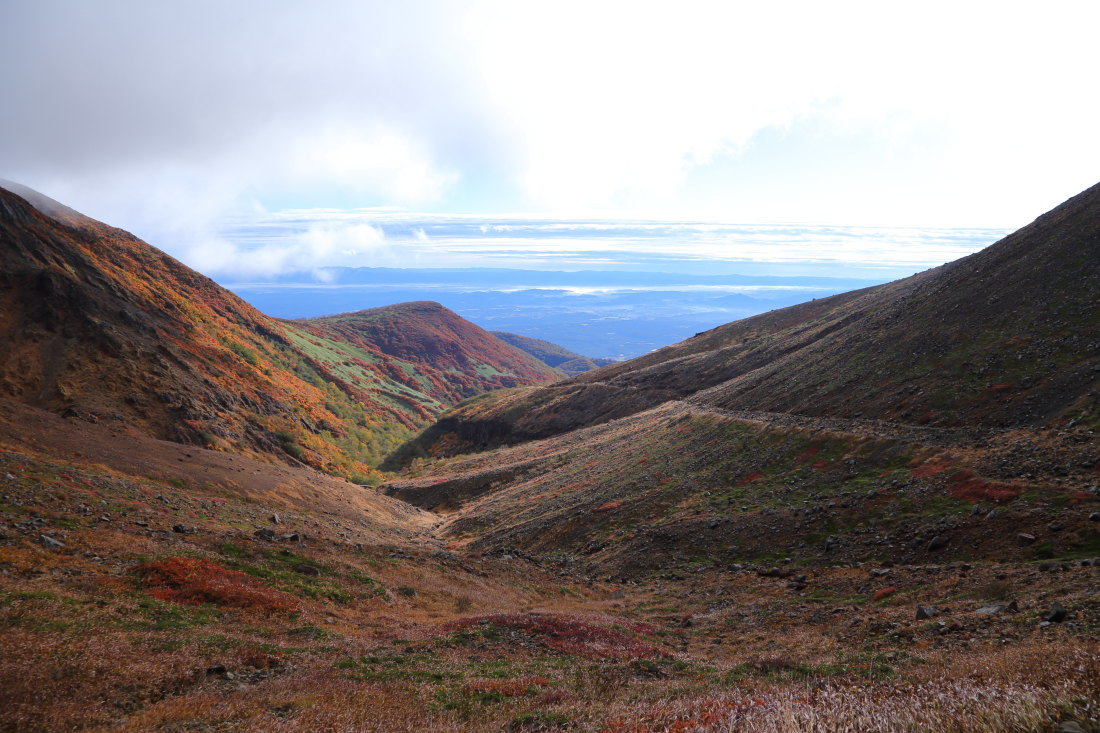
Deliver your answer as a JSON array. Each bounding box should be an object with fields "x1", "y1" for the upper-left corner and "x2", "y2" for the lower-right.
[
  {"x1": 442, "y1": 614, "x2": 667, "y2": 660},
  {"x1": 948, "y1": 470, "x2": 1020, "y2": 504},
  {"x1": 132, "y1": 557, "x2": 296, "y2": 613},
  {"x1": 872, "y1": 587, "x2": 897, "y2": 601},
  {"x1": 797, "y1": 443, "x2": 821, "y2": 463},
  {"x1": 983, "y1": 383, "x2": 1014, "y2": 393},
  {"x1": 736, "y1": 472, "x2": 764, "y2": 485},
  {"x1": 910, "y1": 459, "x2": 952, "y2": 478},
  {"x1": 811, "y1": 460, "x2": 828, "y2": 470},
  {"x1": 594, "y1": 501, "x2": 622, "y2": 512}
]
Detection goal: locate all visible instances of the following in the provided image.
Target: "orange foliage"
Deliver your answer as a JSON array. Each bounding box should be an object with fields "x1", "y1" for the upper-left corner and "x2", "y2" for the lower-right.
[
  {"x1": 872, "y1": 587, "x2": 897, "y2": 601},
  {"x1": 131, "y1": 557, "x2": 296, "y2": 613},
  {"x1": 911, "y1": 459, "x2": 952, "y2": 479},
  {"x1": 948, "y1": 470, "x2": 1020, "y2": 504}
]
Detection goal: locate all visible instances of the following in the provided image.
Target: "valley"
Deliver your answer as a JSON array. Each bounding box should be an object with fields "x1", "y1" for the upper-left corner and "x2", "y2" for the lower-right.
[{"x1": 0, "y1": 181, "x2": 1098, "y2": 732}]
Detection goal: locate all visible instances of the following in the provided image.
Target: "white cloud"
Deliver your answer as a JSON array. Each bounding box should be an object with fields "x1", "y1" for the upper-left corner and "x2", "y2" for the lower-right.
[
  {"x1": 183, "y1": 221, "x2": 391, "y2": 279},
  {"x1": 466, "y1": 0, "x2": 1100, "y2": 224},
  {"x1": 1, "y1": 0, "x2": 1097, "y2": 246}
]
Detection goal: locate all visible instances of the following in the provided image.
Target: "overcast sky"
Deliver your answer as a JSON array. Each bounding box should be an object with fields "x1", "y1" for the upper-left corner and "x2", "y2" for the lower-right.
[{"x1": 2, "y1": 1, "x2": 1098, "y2": 276}]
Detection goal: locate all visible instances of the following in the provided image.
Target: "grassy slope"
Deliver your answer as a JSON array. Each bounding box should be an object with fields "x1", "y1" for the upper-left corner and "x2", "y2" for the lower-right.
[
  {"x1": 0, "y1": 187, "x2": 558, "y2": 482},
  {"x1": 1, "y1": 415, "x2": 1097, "y2": 731},
  {"x1": 393, "y1": 182, "x2": 1100, "y2": 463},
  {"x1": 385, "y1": 401, "x2": 1100, "y2": 573}
]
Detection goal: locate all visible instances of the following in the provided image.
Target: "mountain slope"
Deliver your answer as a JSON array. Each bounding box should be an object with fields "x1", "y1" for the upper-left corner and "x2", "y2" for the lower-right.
[
  {"x1": 491, "y1": 331, "x2": 615, "y2": 375},
  {"x1": 393, "y1": 183, "x2": 1100, "y2": 462},
  {"x1": 291, "y1": 303, "x2": 561, "y2": 410},
  {"x1": 380, "y1": 182, "x2": 1100, "y2": 572},
  {"x1": 0, "y1": 183, "x2": 558, "y2": 479}
]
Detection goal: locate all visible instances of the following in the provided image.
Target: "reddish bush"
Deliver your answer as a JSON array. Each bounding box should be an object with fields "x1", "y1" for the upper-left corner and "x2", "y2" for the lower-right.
[
  {"x1": 594, "y1": 501, "x2": 622, "y2": 513},
  {"x1": 911, "y1": 460, "x2": 952, "y2": 479},
  {"x1": 797, "y1": 444, "x2": 821, "y2": 463},
  {"x1": 983, "y1": 383, "x2": 1014, "y2": 393},
  {"x1": 872, "y1": 587, "x2": 897, "y2": 601},
  {"x1": 132, "y1": 557, "x2": 296, "y2": 613},
  {"x1": 948, "y1": 470, "x2": 1020, "y2": 504},
  {"x1": 736, "y1": 472, "x2": 764, "y2": 485}
]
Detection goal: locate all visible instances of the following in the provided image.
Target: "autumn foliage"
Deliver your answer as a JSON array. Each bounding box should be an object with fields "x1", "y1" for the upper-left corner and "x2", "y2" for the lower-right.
[
  {"x1": 131, "y1": 557, "x2": 296, "y2": 613},
  {"x1": 948, "y1": 470, "x2": 1021, "y2": 504}
]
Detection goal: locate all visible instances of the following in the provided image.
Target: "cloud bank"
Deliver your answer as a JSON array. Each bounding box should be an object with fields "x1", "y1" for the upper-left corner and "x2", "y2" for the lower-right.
[{"x1": 1, "y1": 0, "x2": 1097, "y2": 272}]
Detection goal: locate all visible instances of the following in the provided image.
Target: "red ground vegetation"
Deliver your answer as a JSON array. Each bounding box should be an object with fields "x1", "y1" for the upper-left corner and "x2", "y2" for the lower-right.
[
  {"x1": 131, "y1": 557, "x2": 297, "y2": 613},
  {"x1": 948, "y1": 470, "x2": 1021, "y2": 504},
  {"x1": 910, "y1": 458, "x2": 952, "y2": 478}
]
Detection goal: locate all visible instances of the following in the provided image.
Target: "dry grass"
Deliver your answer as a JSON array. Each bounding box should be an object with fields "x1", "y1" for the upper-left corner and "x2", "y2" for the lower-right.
[{"x1": 2, "y1": 446, "x2": 1099, "y2": 732}]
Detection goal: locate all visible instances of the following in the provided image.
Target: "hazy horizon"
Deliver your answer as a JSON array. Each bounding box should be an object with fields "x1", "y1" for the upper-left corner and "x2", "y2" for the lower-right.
[{"x1": 2, "y1": 1, "x2": 1097, "y2": 286}]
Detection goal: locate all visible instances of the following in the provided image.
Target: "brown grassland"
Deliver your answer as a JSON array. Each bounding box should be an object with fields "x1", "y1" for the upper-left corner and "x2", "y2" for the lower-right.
[{"x1": 1, "y1": 404, "x2": 1097, "y2": 732}]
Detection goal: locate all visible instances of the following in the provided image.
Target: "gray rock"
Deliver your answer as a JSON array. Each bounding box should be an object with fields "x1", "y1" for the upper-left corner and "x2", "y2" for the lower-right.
[
  {"x1": 976, "y1": 600, "x2": 1018, "y2": 615},
  {"x1": 915, "y1": 605, "x2": 938, "y2": 620},
  {"x1": 292, "y1": 563, "x2": 320, "y2": 577},
  {"x1": 1089, "y1": 512, "x2": 1100, "y2": 522},
  {"x1": 39, "y1": 534, "x2": 64, "y2": 549},
  {"x1": 278, "y1": 533, "x2": 302, "y2": 542},
  {"x1": 253, "y1": 528, "x2": 276, "y2": 541},
  {"x1": 1016, "y1": 533, "x2": 1036, "y2": 545},
  {"x1": 1048, "y1": 522, "x2": 1064, "y2": 532},
  {"x1": 1046, "y1": 603, "x2": 1068, "y2": 623},
  {"x1": 270, "y1": 513, "x2": 280, "y2": 524},
  {"x1": 172, "y1": 524, "x2": 192, "y2": 534}
]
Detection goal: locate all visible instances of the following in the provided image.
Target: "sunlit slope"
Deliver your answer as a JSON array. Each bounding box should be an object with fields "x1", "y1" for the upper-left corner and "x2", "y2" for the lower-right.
[{"x1": 0, "y1": 184, "x2": 558, "y2": 480}]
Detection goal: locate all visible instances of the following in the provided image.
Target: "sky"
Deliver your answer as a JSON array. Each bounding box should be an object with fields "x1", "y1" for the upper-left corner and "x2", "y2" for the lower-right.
[{"x1": 2, "y1": 0, "x2": 1098, "y2": 280}]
